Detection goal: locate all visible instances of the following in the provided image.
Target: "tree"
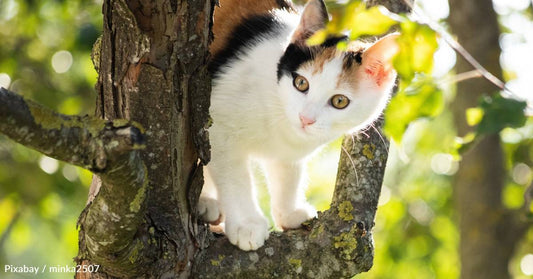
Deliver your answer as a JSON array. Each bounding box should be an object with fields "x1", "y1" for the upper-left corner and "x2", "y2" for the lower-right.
[
  {"x1": 447, "y1": 0, "x2": 532, "y2": 278},
  {"x1": 0, "y1": 0, "x2": 411, "y2": 278}
]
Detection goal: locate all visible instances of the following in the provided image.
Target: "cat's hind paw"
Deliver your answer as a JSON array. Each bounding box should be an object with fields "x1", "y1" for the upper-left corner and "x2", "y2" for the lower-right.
[
  {"x1": 198, "y1": 196, "x2": 223, "y2": 225},
  {"x1": 225, "y1": 217, "x2": 269, "y2": 251},
  {"x1": 274, "y1": 204, "x2": 317, "y2": 230}
]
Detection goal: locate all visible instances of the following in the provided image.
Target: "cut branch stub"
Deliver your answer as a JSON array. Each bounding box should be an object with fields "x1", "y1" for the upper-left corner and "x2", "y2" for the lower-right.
[{"x1": 193, "y1": 123, "x2": 389, "y2": 278}]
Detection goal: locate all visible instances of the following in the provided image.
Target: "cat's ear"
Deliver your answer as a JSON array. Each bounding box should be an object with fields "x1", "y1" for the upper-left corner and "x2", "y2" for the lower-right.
[
  {"x1": 361, "y1": 34, "x2": 400, "y2": 87},
  {"x1": 291, "y1": 0, "x2": 328, "y2": 45}
]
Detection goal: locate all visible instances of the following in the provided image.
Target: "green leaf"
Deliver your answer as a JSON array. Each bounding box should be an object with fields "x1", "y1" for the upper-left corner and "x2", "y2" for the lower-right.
[
  {"x1": 476, "y1": 94, "x2": 527, "y2": 135},
  {"x1": 465, "y1": 107, "x2": 484, "y2": 126},
  {"x1": 307, "y1": 29, "x2": 328, "y2": 46},
  {"x1": 384, "y1": 78, "x2": 444, "y2": 142},
  {"x1": 340, "y1": 2, "x2": 398, "y2": 40},
  {"x1": 394, "y1": 21, "x2": 438, "y2": 82}
]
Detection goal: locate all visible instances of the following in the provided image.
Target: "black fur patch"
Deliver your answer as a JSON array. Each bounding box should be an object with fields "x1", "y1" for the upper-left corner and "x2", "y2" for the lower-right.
[
  {"x1": 343, "y1": 50, "x2": 363, "y2": 70},
  {"x1": 277, "y1": 35, "x2": 348, "y2": 80},
  {"x1": 276, "y1": 0, "x2": 296, "y2": 11},
  {"x1": 209, "y1": 15, "x2": 285, "y2": 76}
]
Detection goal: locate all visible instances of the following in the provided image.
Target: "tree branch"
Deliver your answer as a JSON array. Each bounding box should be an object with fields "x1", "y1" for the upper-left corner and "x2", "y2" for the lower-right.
[
  {"x1": 0, "y1": 87, "x2": 145, "y2": 171},
  {"x1": 0, "y1": 87, "x2": 151, "y2": 277},
  {"x1": 193, "y1": 124, "x2": 388, "y2": 278}
]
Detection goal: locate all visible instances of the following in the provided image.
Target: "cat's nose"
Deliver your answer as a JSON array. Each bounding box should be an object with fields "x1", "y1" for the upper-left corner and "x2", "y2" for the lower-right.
[{"x1": 299, "y1": 114, "x2": 316, "y2": 127}]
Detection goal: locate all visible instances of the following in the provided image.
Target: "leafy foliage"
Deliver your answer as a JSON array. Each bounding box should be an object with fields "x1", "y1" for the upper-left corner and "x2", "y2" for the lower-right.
[
  {"x1": 475, "y1": 94, "x2": 528, "y2": 135},
  {"x1": 317, "y1": 1, "x2": 533, "y2": 278},
  {"x1": 385, "y1": 77, "x2": 444, "y2": 141},
  {"x1": 393, "y1": 21, "x2": 438, "y2": 82}
]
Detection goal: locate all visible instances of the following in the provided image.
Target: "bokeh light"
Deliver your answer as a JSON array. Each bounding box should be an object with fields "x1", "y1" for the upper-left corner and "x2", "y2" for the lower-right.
[{"x1": 51, "y1": 50, "x2": 73, "y2": 74}]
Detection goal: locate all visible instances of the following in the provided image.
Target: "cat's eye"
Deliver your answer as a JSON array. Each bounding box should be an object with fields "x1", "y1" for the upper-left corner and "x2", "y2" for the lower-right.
[
  {"x1": 330, "y1": 94, "x2": 350, "y2": 109},
  {"x1": 293, "y1": 74, "x2": 309, "y2": 92}
]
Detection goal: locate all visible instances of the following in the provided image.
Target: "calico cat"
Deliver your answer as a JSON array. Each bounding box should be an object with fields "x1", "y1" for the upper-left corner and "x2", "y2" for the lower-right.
[{"x1": 199, "y1": 0, "x2": 399, "y2": 251}]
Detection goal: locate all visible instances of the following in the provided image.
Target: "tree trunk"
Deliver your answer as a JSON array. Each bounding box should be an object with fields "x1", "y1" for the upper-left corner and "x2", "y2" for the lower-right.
[
  {"x1": 75, "y1": 0, "x2": 213, "y2": 277},
  {"x1": 447, "y1": 1, "x2": 529, "y2": 279},
  {"x1": 0, "y1": 0, "x2": 410, "y2": 278}
]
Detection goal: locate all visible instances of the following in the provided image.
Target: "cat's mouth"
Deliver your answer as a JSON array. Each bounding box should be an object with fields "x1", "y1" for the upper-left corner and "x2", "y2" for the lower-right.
[{"x1": 296, "y1": 123, "x2": 318, "y2": 137}]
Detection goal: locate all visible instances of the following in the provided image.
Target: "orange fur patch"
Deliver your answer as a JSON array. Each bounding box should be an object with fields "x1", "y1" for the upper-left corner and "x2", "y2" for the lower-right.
[
  {"x1": 210, "y1": 0, "x2": 295, "y2": 56},
  {"x1": 299, "y1": 41, "x2": 367, "y2": 89},
  {"x1": 304, "y1": 47, "x2": 341, "y2": 74}
]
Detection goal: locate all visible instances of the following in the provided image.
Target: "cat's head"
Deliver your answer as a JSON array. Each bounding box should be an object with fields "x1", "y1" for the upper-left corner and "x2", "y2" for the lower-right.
[{"x1": 277, "y1": 0, "x2": 398, "y2": 141}]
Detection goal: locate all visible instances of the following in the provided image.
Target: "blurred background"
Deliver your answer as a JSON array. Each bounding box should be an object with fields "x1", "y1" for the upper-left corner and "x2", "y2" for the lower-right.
[
  {"x1": 0, "y1": 1, "x2": 102, "y2": 278},
  {"x1": 0, "y1": 0, "x2": 532, "y2": 278}
]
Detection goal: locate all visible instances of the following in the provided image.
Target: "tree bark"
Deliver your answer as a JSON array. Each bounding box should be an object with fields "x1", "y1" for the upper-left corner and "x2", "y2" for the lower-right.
[
  {"x1": 0, "y1": 0, "x2": 410, "y2": 278},
  {"x1": 75, "y1": 0, "x2": 214, "y2": 277},
  {"x1": 447, "y1": 1, "x2": 530, "y2": 279}
]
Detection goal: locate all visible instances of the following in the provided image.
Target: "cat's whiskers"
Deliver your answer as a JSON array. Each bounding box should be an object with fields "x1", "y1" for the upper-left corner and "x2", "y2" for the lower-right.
[
  {"x1": 341, "y1": 143, "x2": 360, "y2": 187},
  {"x1": 369, "y1": 122, "x2": 389, "y2": 157}
]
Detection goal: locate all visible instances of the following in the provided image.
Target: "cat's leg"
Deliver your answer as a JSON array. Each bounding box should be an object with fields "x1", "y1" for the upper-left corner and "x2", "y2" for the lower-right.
[
  {"x1": 264, "y1": 160, "x2": 317, "y2": 230},
  {"x1": 198, "y1": 167, "x2": 223, "y2": 225},
  {"x1": 209, "y1": 152, "x2": 269, "y2": 251}
]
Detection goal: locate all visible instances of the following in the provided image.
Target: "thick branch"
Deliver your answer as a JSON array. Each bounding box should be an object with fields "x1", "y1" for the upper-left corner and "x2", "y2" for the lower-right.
[
  {"x1": 193, "y1": 125, "x2": 388, "y2": 278},
  {"x1": 0, "y1": 87, "x2": 145, "y2": 171},
  {"x1": 77, "y1": 151, "x2": 149, "y2": 277},
  {"x1": 0, "y1": 87, "x2": 150, "y2": 277}
]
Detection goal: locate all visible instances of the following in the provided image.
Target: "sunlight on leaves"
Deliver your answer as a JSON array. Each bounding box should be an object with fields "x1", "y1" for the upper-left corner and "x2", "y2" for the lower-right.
[
  {"x1": 394, "y1": 21, "x2": 438, "y2": 82},
  {"x1": 308, "y1": 1, "x2": 397, "y2": 45},
  {"x1": 341, "y1": 2, "x2": 398, "y2": 40},
  {"x1": 384, "y1": 78, "x2": 444, "y2": 142},
  {"x1": 466, "y1": 107, "x2": 484, "y2": 126},
  {"x1": 503, "y1": 183, "x2": 526, "y2": 209}
]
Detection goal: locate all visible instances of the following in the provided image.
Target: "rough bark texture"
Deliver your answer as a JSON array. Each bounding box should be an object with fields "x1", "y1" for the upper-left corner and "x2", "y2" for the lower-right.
[
  {"x1": 192, "y1": 125, "x2": 388, "y2": 278},
  {"x1": 0, "y1": 87, "x2": 149, "y2": 277},
  {"x1": 0, "y1": 0, "x2": 409, "y2": 278},
  {"x1": 0, "y1": 88, "x2": 145, "y2": 171},
  {"x1": 75, "y1": 0, "x2": 214, "y2": 277},
  {"x1": 447, "y1": 1, "x2": 530, "y2": 279}
]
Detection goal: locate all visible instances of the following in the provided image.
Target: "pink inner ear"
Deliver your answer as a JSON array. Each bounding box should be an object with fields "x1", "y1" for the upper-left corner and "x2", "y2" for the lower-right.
[
  {"x1": 365, "y1": 60, "x2": 388, "y2": 87},
  {"x1": 362, "y1": 34, "x2": 400, "y2": 87}
]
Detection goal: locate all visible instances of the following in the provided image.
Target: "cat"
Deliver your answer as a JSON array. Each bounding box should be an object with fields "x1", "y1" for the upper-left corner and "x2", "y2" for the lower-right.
[{"x1": 198, "y1": 0, "x2": 399, "y2": 251}]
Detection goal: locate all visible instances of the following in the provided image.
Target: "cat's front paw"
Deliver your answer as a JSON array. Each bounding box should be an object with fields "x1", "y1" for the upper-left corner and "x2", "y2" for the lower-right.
[
  {"x1": 225, "y1": 216, "x2": 269, "y2": 251},
  {"x1": 198, "y1": 196, "x2": 223, "y2": 225},
  {"x1": 274, "y1": 204, "x2": 317, "y2": 230}
]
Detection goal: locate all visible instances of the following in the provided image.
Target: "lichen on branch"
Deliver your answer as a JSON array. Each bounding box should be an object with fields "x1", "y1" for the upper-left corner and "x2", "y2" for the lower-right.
[
  {"x1": 192, "y1": 123, "x2": 389, "y2": 278},
  {"x1": 0, "y1": 87, "x2": 151, "y2": 276},
  {"x1": 0, "y1": 87, "x2": 145, "y2": 171}
]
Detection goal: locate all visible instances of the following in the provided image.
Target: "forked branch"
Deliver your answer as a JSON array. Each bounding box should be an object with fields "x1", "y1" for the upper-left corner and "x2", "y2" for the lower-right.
[
  {"x1": 193, "y1": 124, "x2": 388, "y2": 278},
  {"x1": 0, "y1": 87, "x2": 150, "y2": 276}
]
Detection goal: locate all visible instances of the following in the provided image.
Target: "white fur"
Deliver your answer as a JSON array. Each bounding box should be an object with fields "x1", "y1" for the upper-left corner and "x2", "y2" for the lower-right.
[{"x1": 199, "y1": 9, "x2": 395, "y2": 251}]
